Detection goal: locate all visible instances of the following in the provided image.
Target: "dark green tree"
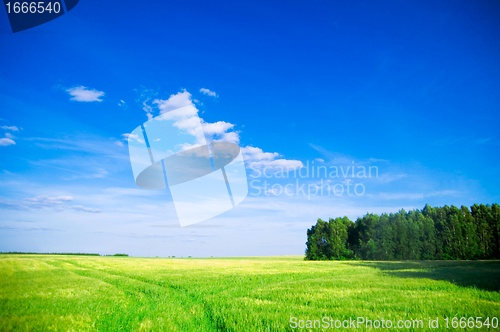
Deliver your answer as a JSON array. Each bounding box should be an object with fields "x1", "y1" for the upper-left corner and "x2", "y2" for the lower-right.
[{"x1": 306, "y1": 203, "x2": 499, "y2": 261}]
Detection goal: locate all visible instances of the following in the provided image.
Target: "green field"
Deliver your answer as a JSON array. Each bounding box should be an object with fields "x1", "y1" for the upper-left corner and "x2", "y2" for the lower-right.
[{"x1": 0, "y1": 255, "x2": 499, "y2": 331}]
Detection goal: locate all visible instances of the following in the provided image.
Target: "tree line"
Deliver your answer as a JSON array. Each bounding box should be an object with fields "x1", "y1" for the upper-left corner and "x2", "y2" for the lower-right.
[{"x1": 305, "y1": 204, "x2": 500, "y2": 260}]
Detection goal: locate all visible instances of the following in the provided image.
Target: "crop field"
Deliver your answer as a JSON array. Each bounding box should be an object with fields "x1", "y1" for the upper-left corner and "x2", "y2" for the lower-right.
[{"x1": 0, "y1": 255, "x2": 499, "y2": 331}]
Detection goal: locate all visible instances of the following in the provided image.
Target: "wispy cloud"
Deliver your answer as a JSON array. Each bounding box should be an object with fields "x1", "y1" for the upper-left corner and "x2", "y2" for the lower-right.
[
  {"x1": 0, "y1": 138, "x2": 15, "y2": 146},
  {"x1": 135, "y1": 87, "x2": 158, "y2": 120},
  {"x1": 375, "y1": 172, "x2": 407, "y2": 183},
  {"x1": 62, "y1": 169, "x2": 108, "y2": 180},
  {"x1": 0, "y1": 195, "x2": 101, "y2": 214},
  {"x1": 22, "y1": 135, "x2": 130, "y2": 183},
  {"x1": 1, "y1": 125, "x2": 19, "y2": 131},
  {"x1": 122, "y1": 133, "x2": 145, "y2": 144},
  {"x1": 0, "y1": 226, "x2": 62, "y2": 231},
  {"x1": 70, "y1": 205, "x2": 101, "y2": 213},
  {"x1": 103, "y1": 187, "x2": 159, "y2": 197},
  {"x1": 24, "y1": 195, "x2": 73, "y2": 207},
  {"x1": 309, "y1": 144, "x2": 355, "y2": 165},
  {"x1": 476, "y1": 137, "x2": 493, "y2": 144},
  {"x1": 27, "y1": 136, "x2": 128, "y2": 160},
  {"x1": 200, "y1": 88, "x2": 218, "y2": 97},
  {"x1": 433, "y1": 136, "x2": 495, "y2": 146},
  {"x1": 0, "y1": 195, "x2": 73, "y2": 211},
  {"x1": 66, "y1": 86, "x2": 105, "y2": 102},
  {"x1": 371, "y1": 190, "x2": 461, "y2": 200}
]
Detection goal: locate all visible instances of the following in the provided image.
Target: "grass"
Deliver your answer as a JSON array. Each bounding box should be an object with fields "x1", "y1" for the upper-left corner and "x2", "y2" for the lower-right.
[{"x1": 0, "y1": 255, "x2": 499, "y2": 331}]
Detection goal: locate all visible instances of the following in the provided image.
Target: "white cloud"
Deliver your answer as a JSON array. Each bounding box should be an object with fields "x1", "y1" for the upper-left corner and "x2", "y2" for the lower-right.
[
  {"x1": 1, "y1": 125, "x2": 19, "y2": 131},
  {"x1": 66, "y1": 86, "x2": 105, "y2": 102},
  {"x1": 122, "y1": 133, "x2": 145, "y2": 144},
  {"x1": 242, "y1": 146, "x2": 279, "y2": 161},
  {"x1": 152, "y1": 91, "x2": 207, "y2": 148},
  {"x1": 153, "y1": 91, "x2": 234, "y2": 145},
  {"x1": 201, "y1": 121, "x2": 240, "y2": 144},
  {"x1": 0, "y1": 138, "x2": 15, "y2": 146},
  {"x1": 5, "y1": 133, "x2": 16, "y2": 139},
  {"x1": 154, "y1": 91, "x2": 194, "y2": 114},
  {"x1": 200, "y1": 88, "x2": 218, "y2": 97},
  {"x1": 202, "y1": 121, "x2": 234, "y2": 136},
  {"x1": 147, "y1": 89, "x2": 301, "y2": 170},
  {"x1": 242, "y1": 146, "x2": 303, "y2": 171},
  {"x1": 217, "y1": 131, "x2": 240, "y2": 144},
  {"x1": 71, "y1": 205, "x2": 101, "y2": 213}
]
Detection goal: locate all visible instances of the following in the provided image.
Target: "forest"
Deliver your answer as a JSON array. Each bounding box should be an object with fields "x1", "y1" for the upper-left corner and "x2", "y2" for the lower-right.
[{"x1": 305, "y1": 203, "x2": 500, "y2": 260}]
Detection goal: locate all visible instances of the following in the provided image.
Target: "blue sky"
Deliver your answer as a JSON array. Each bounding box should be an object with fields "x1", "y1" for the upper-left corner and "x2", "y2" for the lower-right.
[{"x1": 0, "y1": 0, "x2": 499, "y2": 256}]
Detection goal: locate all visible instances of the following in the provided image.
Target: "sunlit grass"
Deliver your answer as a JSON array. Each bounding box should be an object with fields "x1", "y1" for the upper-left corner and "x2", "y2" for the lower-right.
[{"x1": 0, "y1": 255, "x2": 499, "y2": 331}]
